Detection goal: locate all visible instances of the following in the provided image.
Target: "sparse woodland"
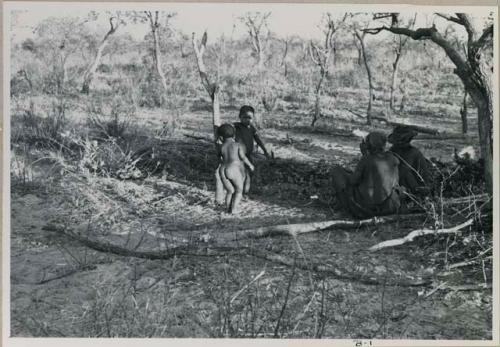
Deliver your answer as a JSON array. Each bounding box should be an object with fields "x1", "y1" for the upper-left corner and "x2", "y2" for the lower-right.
[{"x1": 9, "y1": 10, "x2": 494, "y2": 339}]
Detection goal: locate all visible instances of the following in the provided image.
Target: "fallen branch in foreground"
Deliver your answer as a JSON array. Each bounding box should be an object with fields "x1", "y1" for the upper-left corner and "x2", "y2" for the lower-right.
[
  {"x1": 219, "y1": 213, "x2": 427, "y2": 242},
  {"x1": 368, "y1": 219, "x2": 473, "y2": 252},
  {"x1": 43, "y1": 224, "x2": 430, "y2": 287},
  {"x1": 447, "y1": 256, "x2": 493, "y2": 270},
  {"x1": 422, "y1": 281, "x2": 492, "y2": 297},
  {"x1": 448, "y1": 247, "x2": 492, "y2": 270},
  {"x1": 442, "y1": 194, "x2": 490, "y2": 206}
]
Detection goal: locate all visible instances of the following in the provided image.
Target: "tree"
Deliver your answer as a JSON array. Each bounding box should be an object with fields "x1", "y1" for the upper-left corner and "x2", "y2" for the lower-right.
[
  {"x1": 240, "y1": 12, "x2": 271, "y2": 71},
  {"x1": 365, "y1": 12, "x2": 494, "y2": 195},
  {"x1": 389, "y1": 35, "x2": 409, "y2": 111},
  {"x1": 353, "y1": 28, "x2": 374, "y2": 124},
  {"x1": 281, "y1": 37, "x2": 290, "y2": 77},
  {"x1": 460, "y1": 88, "x2": 468, "y2": 134},
  {"x1": 144, "y1": 11, "x2": 176, "y2": 94},
  {"x1": 348, "y1": 13, "x2": 376, "y2": 124},
  {"x1": 33, "y1": 16, "x2": 90, "y2": 94},
  {"x1": 192, "y1": 31, "x2": 221, "y2": 140},
  {"x1": 308, "y1": 13, "x2": 345, "y2": 127},
  {"x1": 81, "y1": 12, "x2": 123, "y2": 94}
]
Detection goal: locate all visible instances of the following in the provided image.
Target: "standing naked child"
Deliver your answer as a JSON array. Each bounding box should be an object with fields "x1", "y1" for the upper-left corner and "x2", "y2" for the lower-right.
[{"x1": 215, "y1": 124, "x2": 255, "y2": 214}]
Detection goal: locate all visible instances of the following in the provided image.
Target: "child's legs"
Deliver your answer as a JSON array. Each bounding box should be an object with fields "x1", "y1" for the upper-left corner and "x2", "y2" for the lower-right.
[
  {"x1": 225, "y1": 165, "x2": 245, "y2": 213},
  {"x1": 219, "y1": 165, "x2": 234, "y2": 210},
  {"x1": 215, "y1": 164, "x2": 225, "y2": 204}
]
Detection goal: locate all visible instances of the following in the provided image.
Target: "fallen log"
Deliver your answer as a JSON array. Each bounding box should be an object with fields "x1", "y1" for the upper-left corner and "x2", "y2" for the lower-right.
[
  {"x1": 368, "y1": 218, "x2": 473, "y2": 252},
  {"x1": 346, "y1": 108, "x2": 440, "y2": 135},
  {"x1": 43, "y1": 223, "x2": 430, "y2": 287},
  {"x1": 183, "y1": 133, "x2": 212, "y2": 142},
  {"x1": 219, "y1": 213, "x2": 428, "y2": 242}
]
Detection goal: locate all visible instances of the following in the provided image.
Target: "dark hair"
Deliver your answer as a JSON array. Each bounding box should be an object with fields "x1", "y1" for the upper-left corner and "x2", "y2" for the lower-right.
[
  {"x1": 239, "y1": 105, "x2": 255, "y2": 117},
  {"x1": 218, "y1": 123, "x2": 235, "y2": 139},
  {"x1": 365, "y1": 131, "x2": 387, "y2": 154},
  {"x1": 388, "y1": 126, "x2": 418, "y2": 145}
]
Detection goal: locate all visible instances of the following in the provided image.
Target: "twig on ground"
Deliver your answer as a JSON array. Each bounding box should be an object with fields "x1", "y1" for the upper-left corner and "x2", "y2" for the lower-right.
[
  {"x1": 424, "y1": 281, "x2": 448, "y2": 298},
  {"x1": 230, "y1": 270, "x2": 266, "y2": 304},
  {"x1": 368, "y1": 219, "x2": 473, "y2": 252},
  {"x1": 448, "y1": 247, "x2": 492, "y2": 270}
]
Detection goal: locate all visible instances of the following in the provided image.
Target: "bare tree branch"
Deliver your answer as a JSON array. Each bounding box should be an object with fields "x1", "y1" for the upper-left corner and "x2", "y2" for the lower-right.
[{"x1": 436, "y1": 13, "x2": 464, "y2": 25}]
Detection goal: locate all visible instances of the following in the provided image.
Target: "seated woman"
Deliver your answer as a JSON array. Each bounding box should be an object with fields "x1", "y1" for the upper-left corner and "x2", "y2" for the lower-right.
[
  {"x1": 388, "y1": 126, "x2": 433, "y2": 196},
  {"x1": 331, "y1": 132, "x2": 401, "y2": 219}
]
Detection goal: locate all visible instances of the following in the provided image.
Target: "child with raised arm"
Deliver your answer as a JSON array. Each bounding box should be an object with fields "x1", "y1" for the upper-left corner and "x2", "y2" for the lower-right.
[{"x1": 215, "y1": 123, "x2": 255, "y2": 214}]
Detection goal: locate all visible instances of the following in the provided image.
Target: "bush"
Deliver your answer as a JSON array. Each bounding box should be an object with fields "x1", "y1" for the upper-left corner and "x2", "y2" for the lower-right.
[
  {"x1": 137, "y1": 73, "x2": 165, "y2": 108},
  {"x1": 78, "y1": 138, "x2": 143, "y2": 180},
  {"x1": 13, "y1": 98, "x2": 68, "y2": 148},
  {"x1": 10, "y1": 73, "x2": 32, "y2": 97},
  {"x1": 86, "y1": 83, "x2": 137, "y2": 139}
]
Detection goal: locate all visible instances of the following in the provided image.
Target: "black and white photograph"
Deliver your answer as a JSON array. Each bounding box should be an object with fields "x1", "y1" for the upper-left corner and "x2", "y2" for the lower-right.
[{"x1": 2, "y1": 1, "x2": 498, "y2": 345}]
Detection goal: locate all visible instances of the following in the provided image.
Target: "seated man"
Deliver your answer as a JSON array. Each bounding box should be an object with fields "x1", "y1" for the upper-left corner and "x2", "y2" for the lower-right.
[
  {"x1": 388, "y1": 126, "x2": 433, "y2": 196},
  {"x1": 214, "y1": 124, "x2": 254, "y2": 214},
  {"x1": 233, "y1": 105, "x2": 271, "y2": 194},
  {"x1": 331, "y1": 132, "x2": 401, "y2": 218}
]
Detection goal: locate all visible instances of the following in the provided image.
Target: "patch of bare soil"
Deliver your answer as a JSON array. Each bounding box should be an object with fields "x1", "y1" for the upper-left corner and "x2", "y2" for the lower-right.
[
  {"x1": 10, "y1": 152, "x2": 492, "y2": 338},
  {"x1": 9, "y1": 106, "x2": 491, "y2": 338}
]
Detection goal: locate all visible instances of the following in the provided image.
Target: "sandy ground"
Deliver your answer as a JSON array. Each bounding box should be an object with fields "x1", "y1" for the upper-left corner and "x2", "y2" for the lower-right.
[{"x1": 9, "y1": 105, "x2": 492, "y2": 338}]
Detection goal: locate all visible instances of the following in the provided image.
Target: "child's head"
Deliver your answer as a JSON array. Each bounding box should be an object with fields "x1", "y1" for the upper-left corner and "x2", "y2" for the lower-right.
[
  {"x1": 239, "y1": 105, "x2": 255, "y2": 126},
  {"x1": 365, "y1": 131, "x2": 387, "y2": 154},
  {"x1": 388, "y1": 126, "x2": 418, "y2": 146},
  {"x1": 218, "y1": 123, "x2": 235, "y2": 140}
]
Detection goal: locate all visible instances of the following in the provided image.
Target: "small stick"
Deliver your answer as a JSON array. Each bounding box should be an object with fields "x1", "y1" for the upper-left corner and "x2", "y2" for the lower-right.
[
  {"x1": 230, "y1": 270, "x2": 265, "y2": 304},
  {"x1": 369, "y1": 219, "x2": 473, "y2": 252}
]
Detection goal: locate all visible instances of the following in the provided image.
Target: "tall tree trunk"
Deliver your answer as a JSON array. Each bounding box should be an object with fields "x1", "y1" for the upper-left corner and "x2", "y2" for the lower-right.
[
  {"x1": 152, "y1": 28, "x2": 168, "y2": 93},
  {"x1": 460, "y1": 90, "x2": 468, "y2": 134},
  {"x1": 257, "y1": 46, "x2": 264, "y2": 71},
  {"x1": 390, "y1": 51, "x2": 402, "y2": 111},
  {"x1": 192, "y1": 32, "x2": 220, "y2": 140},
  {"x1": 81, "y1": 19, "x2": 118, "y2": 94},
  {"x1": 211, "y1": 88, "x2": 221, "y2": 138},
  {"x1": 455, "y1": 57, "x2": 492, "y2": 195},
  {"x1": 311, "y1": 73, "x2": 324, "y2": 127},
  {"x1": 470, "y1": 92, "x2": 492, "y2": 195},
  {"x1": 356, "y1": 32, "x2": 373, "y2": 125},
  {"x1": 281, "y1": 39, "x2": 289, "y2": 77}
]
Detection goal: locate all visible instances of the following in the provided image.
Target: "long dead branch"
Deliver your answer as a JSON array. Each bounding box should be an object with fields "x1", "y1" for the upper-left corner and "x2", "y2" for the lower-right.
[
  {"x1": 448, "y1": 247, "x2": 492, "y2": 269},
  {"x1": 43, "y1": 223, "x2": 430, "y2": 287},
  {"x1": 369, "y1": 219, "x2": 473, "y2": 252},
  {"x1": 218, "y1": 213, "x2": 427, "y2": 242}
]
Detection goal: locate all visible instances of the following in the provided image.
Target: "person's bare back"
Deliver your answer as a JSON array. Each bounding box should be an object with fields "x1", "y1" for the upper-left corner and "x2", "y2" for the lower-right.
[{"x1": 215, "y1": 124, "x2": 254, "y2": 214}]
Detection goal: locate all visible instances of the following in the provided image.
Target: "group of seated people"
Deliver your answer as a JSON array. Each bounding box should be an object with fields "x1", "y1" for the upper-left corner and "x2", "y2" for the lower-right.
[
  {"x1": 215, "y1": 105, "x2": 433, "y2": 217},
  {"x1": 331, "y1": 126, "x2": 432, "y2": 218}
]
